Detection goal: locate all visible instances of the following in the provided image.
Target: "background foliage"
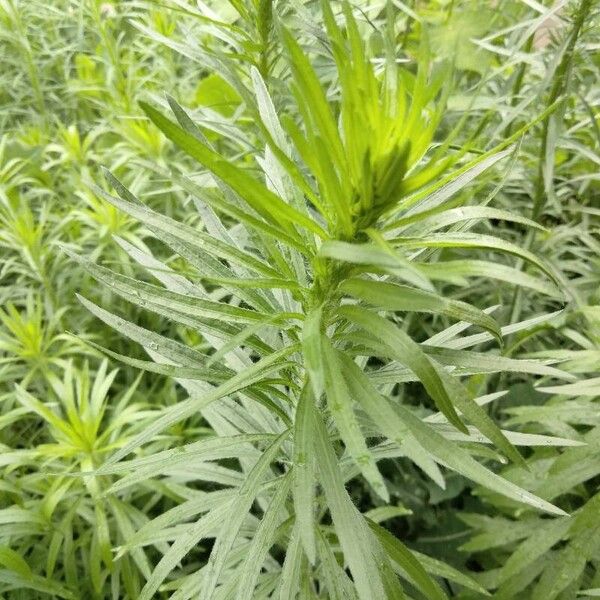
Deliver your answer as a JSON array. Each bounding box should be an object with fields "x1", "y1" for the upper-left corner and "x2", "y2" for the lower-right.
[{"x1": 0, "y1": 0, "x2": 599, "y2": 598}]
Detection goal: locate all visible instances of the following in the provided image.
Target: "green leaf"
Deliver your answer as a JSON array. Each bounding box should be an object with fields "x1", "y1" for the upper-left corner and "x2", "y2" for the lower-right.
[
  {"x1": 275, "y1": 524, "x2": 305, "y2": 600},
  {"x1": 395, "y1": 403, "x2": 566, "y2": 516},
  {"x1": 68, "y1": 249, "x2": 293, "y2": 325},
  {"x1": 340, "y1": 278, "x2": 502, "y2": 343},
  {"x1": 338, "y1": 351, "x2": 444, "y2": 488},
  {"x1": 321, "y1": 336, "x2": 389, "y2": 501},
  {"x1": 417, "y1": 260, "x2": 562, "y2": 297},
  {"x1": 411, "y1": 550, "x2": 491, "y2": 596},
  {"x1": 302, "y1": 306, "x2": 325, "y2": 400},
  {"x1": 95, "y1": 179, "x2": 284, "y2": 280},
  {"x1": 0, "y1": 546, "x2": 32, "y2": 579},
  {"x1": 0, "y1": 571, "x2": 74, "y2": 599},
  {"x1": 292, "y1": 385, "x2": 317, "y2": 564},
  {"x1": 531, "y1": 500, "x2": 600, "y2": 600},
  {"x1": 312, "y1": 406, "x2": 398, "y2": 600},
  {"x1": 201, "y1": 431, "x2": 290, "y2": 598},
  {"x1": 497, "y1": 517, "x2": 571, "y2": 585},
  {"x1": 537, "y1": 376, "x2": 600, "y2": 396},
  {"x1": 390, "y1": 232, "x2": 558, "y2": 283},
  {"x1": 195, "y1": 73, "x2": 241, "y2": 116},
  {"x1": 427, "y1": 363, "x2": 526, "y2": 467},
  {"x1": 137, "y1": 502, "x2": 232, "y2": 600},
  {"x1": 396, "y1": 205, "x2": 547, "y2": 234},
  {"x1": 105, "y1": 345, "x2": 298, "y2": 466},
  {"x1": 99, "y1": 434, "x2": 277, "y2": 493},
  {"x1": 368, "y1": 521, "x2": 448, "y2": 600},
  {"x1": 236, "y1": 471, "x2": 292, "y2": 600},
  {"x1": 338, "y1": 305, "x2": 467, "y2": 433},
  {"x1": 319, "y1": 240, "x2": 434, "y2": 291},
  {"x1": 140, "y1": 101, "x2": 327, "y2": 240}
]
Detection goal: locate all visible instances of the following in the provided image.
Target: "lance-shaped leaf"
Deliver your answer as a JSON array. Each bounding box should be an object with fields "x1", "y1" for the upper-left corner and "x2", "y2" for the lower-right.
[
  {"x1": 338, "y1": 305, "x2": 467, "y2": 433},
  {"x1": 321, "y1": 336, "x2": 389, "y2": 501},
  {"x1": 201, "y1": 432, "x2": 289, "y2": 598},
  {"x1": 312, "y1": 405, "x2": 400, "y2": 600},
  {"x1": 340, "y1": 278, "x2": 502, "y2": 343},
  {"x1": 140, "y1": 101, "x2": 327, "y2": 240},
  {"x1": 292, "y1": 385, "x2": 317, "y2": 564}
]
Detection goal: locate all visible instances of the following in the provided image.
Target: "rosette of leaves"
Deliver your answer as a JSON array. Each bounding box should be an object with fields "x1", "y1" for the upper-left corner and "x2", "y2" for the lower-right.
[{"x1": 69, "y1": 2, "x2": 585, "y2": 599}]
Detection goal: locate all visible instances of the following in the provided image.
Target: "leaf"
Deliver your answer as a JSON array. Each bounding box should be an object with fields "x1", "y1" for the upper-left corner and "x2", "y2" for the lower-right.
[
  {"x1": 338, "y1": 351, "x2": 445, "y2": 488},
  {"x1": 99, "y1": 434, "x2": 277, "y2": 494},
  {"x1": 394, "y1": 403, "x2": 566, "y2": 516},
  {"x1": 389, "y1": 99, "x2": 562, "y2": 216},
  {"x1": 201, "y1": 431, "x2": 290, "y2": 598},
  {"x1": 195, "y1": 73, "x2": 241, "y2": 116},
  {"x1": 537, "y1": 376, "x2": 600, "y2": 396},
  {"x1": 163, "y1": 164, "x2": 306, "y2": 252},
  {"x1": 118, "y1": 490, "x2": 234, "y2": 553},
  {"x1": 497, "y1": 516, "x2": 571, "y2": 585},
  {"x1": 368, "y1": 521, "x2": 448, "y2": 600},
  {"x1": 77, "y1": 294, "x2": 273, "y2": 358},
  {"x1": 321, "y1": 336, "x2": 389, "y2": 501},
  {"x1": 338, "y1": 305, "x2": 467, "y2": 433},
  {"x1": 140, "y1": 101, "x2": 327, "y2": 239},
  {"x1": 336, "y1": 320, "x2": 565, "y2": 514},
  {"x1": 137, "y1": 502, "x2": 232, "y2": 600},
  {"x1": 0, "y1": 571, "x2": 74, "y2": 599},
  {"x1": 427, "y1": 362, "x2": 526, "y2": 467},
  {"x1": 275, "y1": 524, "x2": 304, "y2": 600},
  {"x1": 292, "y1": 385, "x2": 317, "y2": 564},
  {"x1": 390, "y1": 232, "x2": 558, "y2": 283},
  {"x1": 312, "y1": 407, "x2": 398, "y2": 600},
  {"x1": 302, "y1": 305, "x2": 324, "y2": 400},
  {"x1": 385, "y1": 149, "x2": 511, "y2": 223},
  {"x1": 441, "y1": 309, "x2": 566, "y2": 350},
  {"x1": 95, "y1": 179, "x2": 284, "y2": 279},
  {"x1": 68, "y1": 249, "x2": 289, "y2": 325},
  {"x1": 316, "y1": 527, "x2": 360, "y2": 600},
  {"x1": 340, "y1": 278, "x2": 502, "y2": 343},
  {"x1": 417, "y1": 259, "x2": 562, "y2": 297},
  {"x1": 0, "y1": 546, "x2": 32, "y2": 579},
  {"x1": 530, "y1": 494, "x2": 600, "y2": 600},
  {"x1": 394, "y1": 205, "x2": 547, "y2": 235},
  {"x1": 421, "y1": 346, "x2": 573, "y2": 381},
  {"x1": 236, "y1": 471, "x2": 292, "y2": 600},
  {"x1": 319, "y1": 240, "x2": 434, "y2": 291},
  {"x1": 411, "y1": 550, "x2": 491, "y2": 596},
  {"x1": 105, "y1": 345, "x2": 298, "y2": 466}
]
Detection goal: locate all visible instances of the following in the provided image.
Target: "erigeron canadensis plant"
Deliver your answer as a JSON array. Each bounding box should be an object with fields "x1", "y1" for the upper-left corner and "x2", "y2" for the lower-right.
[{"x1": 68, "y1": 2, "x2": 589, "y2": 599}]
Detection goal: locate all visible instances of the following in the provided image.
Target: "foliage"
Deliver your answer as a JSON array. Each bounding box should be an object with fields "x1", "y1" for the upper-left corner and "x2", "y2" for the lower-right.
[{"x1": 0, "y1": 0, "x2": 599, "y2": 598}]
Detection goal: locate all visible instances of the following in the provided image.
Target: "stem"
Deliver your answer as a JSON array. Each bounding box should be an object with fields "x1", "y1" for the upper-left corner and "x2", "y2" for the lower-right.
[
  {"x1": 507, "y1": 0, "x2": 593, "y2": 334},
  {"x1": 531, "y1": 0, "x2": 593, "y2": 222},
  {"x1": 257, "y1": 0, "x2": 274, "y2": 78},
  {"x1": 503, "y1": 34, "x2": 534, "y2": 139}
]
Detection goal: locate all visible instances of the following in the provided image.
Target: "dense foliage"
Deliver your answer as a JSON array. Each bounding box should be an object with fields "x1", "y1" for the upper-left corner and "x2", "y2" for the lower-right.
[{"x1": 1, "y1": 0, "x2": 599, "y2": 598}]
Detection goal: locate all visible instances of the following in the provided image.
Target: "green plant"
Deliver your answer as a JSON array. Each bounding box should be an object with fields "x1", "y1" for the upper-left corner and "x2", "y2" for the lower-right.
[
  {"x1": 1, "y1": 360, "x2": 155, "y2": 598},
  {"x1": 0, "y1": 0, "x2": 598, "y2": 598},
  {"x1": 66, "y1": 3, "x2": 596, "y2": 598}
]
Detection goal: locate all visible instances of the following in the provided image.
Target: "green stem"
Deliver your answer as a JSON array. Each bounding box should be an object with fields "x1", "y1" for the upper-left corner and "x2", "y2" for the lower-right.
[
  {"x1": 503, "y1": 34, "x2": 534, "y2": 139},
  {"x1": 531, "y1": 0, "x2": 593, "y2": 222},
  {"x1": 507, "y1": 0, "x2": 593, "y2": 334}
]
